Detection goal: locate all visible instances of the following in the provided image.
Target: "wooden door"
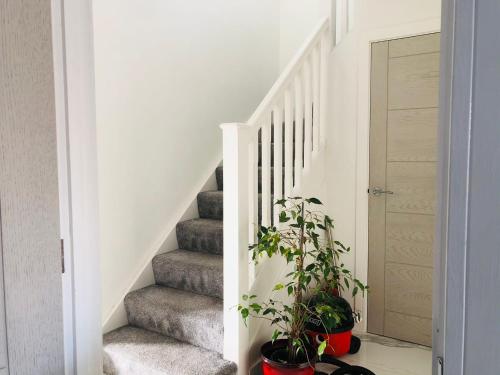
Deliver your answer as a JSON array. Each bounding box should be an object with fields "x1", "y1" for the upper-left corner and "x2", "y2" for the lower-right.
[
  {"x1": 0, "y1": 0, "x2": 65, "y2": 373},
  {"x1": 367, "y1": 33, "x2": 440, "y2": 346}
]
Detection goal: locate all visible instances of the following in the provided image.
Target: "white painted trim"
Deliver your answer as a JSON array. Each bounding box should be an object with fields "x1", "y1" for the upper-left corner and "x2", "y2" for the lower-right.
[
  {"x1": 353, "y1": 19, "x2": 442, "y2": 333},
  {"x1": 102, "y1": 154, "x2": 221, "y2": 331},
  {"x1": 51, "y1": 0, "x2": 75, "y2": 373},
  {"x1": 53, "y1": 0, "x2": 103, "y2": 373}
]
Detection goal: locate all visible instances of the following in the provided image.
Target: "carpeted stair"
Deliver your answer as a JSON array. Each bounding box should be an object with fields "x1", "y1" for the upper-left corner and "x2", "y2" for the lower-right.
[
  {"x1": 103, "y1": 162, "x2": 234, "y2": 375},
  {"x1": 103, "y1": 125, "x2": 290, "y2": 374},
  {"x1": 103, "y1": 327, "x2": 236, "y2": 375}
]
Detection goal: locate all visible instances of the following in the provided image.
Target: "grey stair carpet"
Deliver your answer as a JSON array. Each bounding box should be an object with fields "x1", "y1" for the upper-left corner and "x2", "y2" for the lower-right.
[
  {"x1": 125, "y1": 285, "x2": 224, "y2": 354},
  {"x1": 176, "y1": 218, "x2": 223, "y2": 254},
  {"x1": 216, "y1": 166, "x2": 224, "y2": 191},
  {"x1": 104, "y1": 162, "x2": 231, "y2": 374},
  {"x1": 153, "y1": 249, "x2": 223, "y2": 299},
  {"x1": 103, "y1": 326, "x2": 236, "y2": 375},
  {"x1": 198, "y1": 191, "x2": 223, "y2": 220}
]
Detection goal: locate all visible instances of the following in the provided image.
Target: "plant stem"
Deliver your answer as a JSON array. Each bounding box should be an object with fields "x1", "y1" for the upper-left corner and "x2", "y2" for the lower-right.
[{"x1": 288, "y1": 202, "x2": 306, "y2": 363}]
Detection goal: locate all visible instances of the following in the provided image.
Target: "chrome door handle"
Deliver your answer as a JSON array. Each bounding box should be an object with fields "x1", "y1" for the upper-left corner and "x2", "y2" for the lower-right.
[{"x1": 368, "y1": 187, "x2": 394, "y2": 196}]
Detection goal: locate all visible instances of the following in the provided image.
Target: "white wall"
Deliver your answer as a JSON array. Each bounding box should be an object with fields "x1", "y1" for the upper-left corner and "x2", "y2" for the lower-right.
[
  {"x1": 325, "y1": 0, "x2": 442, "y2": 326},
  {"x1": 94, "y1": 0, "x2": 280, "y2": 323},
  {"x1": 279, "y1": 0, "x2": 331, "y2": 70}
]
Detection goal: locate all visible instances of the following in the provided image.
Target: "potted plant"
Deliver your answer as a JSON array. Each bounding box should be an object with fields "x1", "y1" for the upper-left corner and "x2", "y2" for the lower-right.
[
  {"x1": 238, "y1": 197, "x2": 366, "y2": 375},
  {"x1": 306, "y1": 220, "x2": 369, "y2": 357}
]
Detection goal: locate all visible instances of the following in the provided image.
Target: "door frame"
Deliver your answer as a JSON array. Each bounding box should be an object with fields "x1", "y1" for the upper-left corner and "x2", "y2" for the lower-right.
[
  {"x1": 51, "y1": 0, "x2": 102, "y2": 373},
  {"x1": 353, "y1": 18, "x2": 442, "y2": 374}
]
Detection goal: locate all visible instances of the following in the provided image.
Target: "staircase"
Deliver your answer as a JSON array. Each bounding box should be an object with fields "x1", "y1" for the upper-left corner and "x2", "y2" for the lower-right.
[
  {"x1": 103, "y1": 17, "x2": 331, "y2": 375},
  {"x1": 103, "y1": 173, "x2": 235, "y2": 375}
]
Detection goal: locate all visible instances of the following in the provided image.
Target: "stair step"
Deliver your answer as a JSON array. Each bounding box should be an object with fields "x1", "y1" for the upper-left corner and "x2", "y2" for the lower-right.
[
  {"x1": 103, "y1": 326, "x2": 236, "y2": 375},
  {"x1": 195, "y1": 188, "x2": 273, "y2": 224},
  {"x1": 216, "y1": 166, "x2": 223, "y2": 191},
  {"x1": 125, "y1": 285, "x2": 223, "y2": 354},
  {"x1": 197, "y1": 191, "x2": 223, "y2": 220},
  {"x1": 153, "y1": 249, "x2": 223, "y2": 299},
  {"x1": 176, "y1": 218, "x2": 223, "y2": 254}
]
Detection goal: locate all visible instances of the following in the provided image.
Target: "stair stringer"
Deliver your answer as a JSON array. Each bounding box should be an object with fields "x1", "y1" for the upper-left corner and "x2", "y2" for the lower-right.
[{"x1": 103, "y1": 154, "x2": 221, "y2": 333}]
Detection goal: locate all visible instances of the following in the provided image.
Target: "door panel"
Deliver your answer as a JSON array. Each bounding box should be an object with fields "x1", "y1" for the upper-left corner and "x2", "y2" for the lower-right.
[
  {"x1": 386, "y1": 213, "x2": 434, "y2": 267},
  {"x1": 368, "y1": 34, "x2": 440, "y2": 346},
  {"x1": 386, "y1": 162, "x2": 436, "y2": 215},
  {"x1": 385, "y1": 263, "x2": 433, "y2": 318},
  {"x1": 384, "y1": 311, "x2": 432, "y2": 346},
  {"x1": 0, "y1": 0, "x2": 65, "y2": 373},
  {"x1": 387, "y1": 108, "x2": 438, "y2": 162},
  {"x1": 388, "y1": 33, "x2": 440, "y2": 58},
  {"x1": 388, "y1": 52, "x2": 440, "y2": 110}
]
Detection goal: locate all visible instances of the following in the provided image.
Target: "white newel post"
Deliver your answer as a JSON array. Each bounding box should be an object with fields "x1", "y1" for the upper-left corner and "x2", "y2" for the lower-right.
[{"x1": 221, "y1": 123, "x2": 250, "y2": 375}]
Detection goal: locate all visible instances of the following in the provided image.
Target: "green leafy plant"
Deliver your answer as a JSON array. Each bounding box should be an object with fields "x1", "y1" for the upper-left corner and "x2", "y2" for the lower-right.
[
  {"x1": 238, "y1": 197, "x2": 368, "y2": 365},
  {"x1": 318, "y1": 216, "x2": 369, "y2": 300}
]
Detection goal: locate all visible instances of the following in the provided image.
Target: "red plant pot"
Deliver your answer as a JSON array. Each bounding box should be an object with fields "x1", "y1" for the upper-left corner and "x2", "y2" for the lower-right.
[
  {"x1": 307, "y1": 330, "x2": 352, "y2": 357},
  {"x1": 261, "y1": 340, "x2": 316, "y2": 375}
]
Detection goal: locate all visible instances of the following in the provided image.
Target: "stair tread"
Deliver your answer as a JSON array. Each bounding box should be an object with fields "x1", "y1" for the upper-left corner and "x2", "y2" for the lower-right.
[
  {"x1": 198, "y1": 190, "x2": 223, "y2": 198},
  {"x1": 197, "y1": 191, "x2": 223, "y2": 220},
  {"x1": 103, "y1": 326, "x2": 236, "y2": 375},
  {"x1": 176, "y1": 218, "x2": 223, "y2": 255},
  {"x1": 125, "y1": 285, "x2": 223, "y2": 353},
  {"x1": 153, "y1": 249, "x2": 222, "y2": 299}
]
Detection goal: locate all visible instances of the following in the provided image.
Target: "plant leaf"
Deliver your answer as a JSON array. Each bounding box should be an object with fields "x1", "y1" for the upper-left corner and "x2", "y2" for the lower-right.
[
  {"x1": 271, "y1": 329, "x2": 281, "y2": 343},
  {"x1": 317, "y1": 339, "x2": 327, "y2": 356},
  {"x1": 306, "y1": 197, "x2": 323, "y2": 205},
  {"x1": 273, "y1": 283, "x2": 284, "y2": 291}
]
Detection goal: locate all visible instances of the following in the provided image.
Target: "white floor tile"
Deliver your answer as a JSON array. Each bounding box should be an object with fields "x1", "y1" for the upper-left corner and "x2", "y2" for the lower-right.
[{"x1": 317, "y1": 333, "x2": 432, "y2": 375}]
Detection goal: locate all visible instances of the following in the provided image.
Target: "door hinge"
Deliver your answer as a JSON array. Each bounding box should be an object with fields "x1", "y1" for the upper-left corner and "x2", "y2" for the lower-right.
[
  {"x1": 437, "y1": 356, "x2": 444, "y2": 375},
  {"x1": 61, "y1": 239, "x2": 65, "y2": 274}
]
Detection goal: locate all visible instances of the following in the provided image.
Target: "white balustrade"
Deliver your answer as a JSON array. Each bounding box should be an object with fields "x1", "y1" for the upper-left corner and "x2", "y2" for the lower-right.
[{"x1": 221, "y1": 18, "x2": 331, "y2": 374}]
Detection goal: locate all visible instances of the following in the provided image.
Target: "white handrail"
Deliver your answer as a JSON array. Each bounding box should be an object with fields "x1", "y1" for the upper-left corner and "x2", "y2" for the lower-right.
[
  {"x1": 248, "y1": 18, "x2": 329, "y2": 126},
  {"x1": 221, "y1": 18, "x2": 331, "y2": 374}
]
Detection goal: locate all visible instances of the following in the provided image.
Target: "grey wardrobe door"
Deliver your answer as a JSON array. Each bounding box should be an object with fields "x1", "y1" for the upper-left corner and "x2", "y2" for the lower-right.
[{"x1": 0, "y1": 0, "x2": 65, "y2": 374}]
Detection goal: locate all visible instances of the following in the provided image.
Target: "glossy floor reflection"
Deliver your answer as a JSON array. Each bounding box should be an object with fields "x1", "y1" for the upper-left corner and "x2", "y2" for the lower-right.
[{"x1": 316, "y1": 333, "x2": 432, "y2": 375}]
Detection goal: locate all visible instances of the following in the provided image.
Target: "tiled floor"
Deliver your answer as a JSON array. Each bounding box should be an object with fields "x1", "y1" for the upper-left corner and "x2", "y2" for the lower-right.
[{"x1": 317, "y1": 333, "x2": 432, "y2": 375}]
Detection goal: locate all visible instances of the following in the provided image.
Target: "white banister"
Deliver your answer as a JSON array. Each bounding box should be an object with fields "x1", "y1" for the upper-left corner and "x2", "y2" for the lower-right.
[
  {"x1": 284, "y1": 89, "x2": 294, "y2": 197},
  {"x1": 261, "y1": 117, "x2": 272, "y2": 228},
  {"x1": 221, "y1": 17, "x2": 331, "y2": 374},
  {"x1": 320, "y1": 33, "x2": 329, "y2": 147},
  {"x1": 304, "y1": 59, "x2": 313, "y2": 170},
  {"x1": 272, "y1": 104, "x2": 283, "y2": 226},
  {"x1": 247, "y1": 18, "x2": 330, "y2": 126},
  {"x1": 294, "y1": 75, "x2": 304, "y2": 190},
  {"x1": 312, "y1": 46, "x2": 320, "y2": 153}
]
